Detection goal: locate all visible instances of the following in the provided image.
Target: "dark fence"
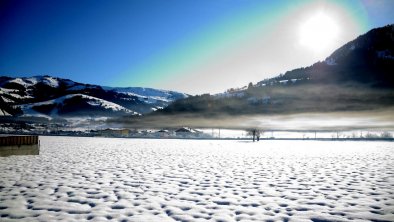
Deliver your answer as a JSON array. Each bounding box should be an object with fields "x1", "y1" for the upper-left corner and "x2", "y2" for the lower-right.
[{"x1": 0, "y1": 136, "x2": 39, "y2": 146}]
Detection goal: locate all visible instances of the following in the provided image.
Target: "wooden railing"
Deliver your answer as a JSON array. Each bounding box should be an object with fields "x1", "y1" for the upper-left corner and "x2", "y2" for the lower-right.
[{"x1": 0, "y1": 136, "x2": 39, "y2": 146}]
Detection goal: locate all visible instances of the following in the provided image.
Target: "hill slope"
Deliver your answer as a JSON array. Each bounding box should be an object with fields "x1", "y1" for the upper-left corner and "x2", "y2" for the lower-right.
[
  {"x1": 257, "y1": 24, "x2": 394, "y2": 87},
  {"x1": 125, "y1": 25, "x2": 394, "y2": 127},
  {"x1": 0, "y1": 75, "x2": 188, "y2": 119}
]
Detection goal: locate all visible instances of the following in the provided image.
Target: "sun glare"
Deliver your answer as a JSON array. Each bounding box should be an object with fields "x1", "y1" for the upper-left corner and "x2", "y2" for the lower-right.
[{"x1": 299, "y1": 12, "x2": 339, "y2": 53}]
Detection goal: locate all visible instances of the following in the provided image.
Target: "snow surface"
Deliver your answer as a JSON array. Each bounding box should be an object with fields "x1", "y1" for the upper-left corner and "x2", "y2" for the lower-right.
[
  {"x1": 325, "y1": 58, "x2": 337, "y2": 66},
  {"x1": 1, "y1": 96, "x2": 14, "y2": 103},
  {"x1": 7, "y1": 93, "x2": 33, "y2": 100},
  {"x1": 0, "y1": 109, "x2": 11, "y2": 116},
  {"x1": 0, "y1": 137, "x2": 393, "y2": 222},
  {"x1": 42, "y1": 77, "x2": 60, "y2": 88},
  {"x1": 8, "y1": 76, "x2": 59, "y2": 88},
  {"x1": 105, "y1": 87, "x2": 188, "y2": 103},
  {"x1": 118, "y1": 92, "x2": 171, "y2": 104},
  {"x1": 8, "y1": 78, "x2": 32, "y2": 88},
  {"x1": 0, "y1": 88, "x2": 18, "y2": 94},
  {"x1": 107, "y1": 87, "x2": 187, "y2": 98},
  {"x1": 0, "y1": 87, "x2": 32, "y2": 100}
]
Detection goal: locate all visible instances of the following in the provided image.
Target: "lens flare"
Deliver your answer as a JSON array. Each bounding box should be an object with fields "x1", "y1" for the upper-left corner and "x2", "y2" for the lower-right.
[{"x1": 299, "y1": 12, "x2": 339, "y2": 53}]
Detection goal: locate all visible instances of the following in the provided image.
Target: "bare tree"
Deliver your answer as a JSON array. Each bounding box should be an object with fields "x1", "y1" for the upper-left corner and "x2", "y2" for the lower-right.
[{"x1": 246, "y1": 128, "x2": 262, "y2": 142}]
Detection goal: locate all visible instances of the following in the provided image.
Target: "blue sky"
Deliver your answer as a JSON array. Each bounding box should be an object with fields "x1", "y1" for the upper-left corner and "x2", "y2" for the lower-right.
[{"x1": 1, "y1": 0, "x2": 393, "y2": 94}]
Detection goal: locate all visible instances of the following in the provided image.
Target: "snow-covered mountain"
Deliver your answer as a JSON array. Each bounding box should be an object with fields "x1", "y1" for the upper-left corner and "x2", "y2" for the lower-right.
[
  {"x1": 104, "y1": 86, "x2": 188, "y2": 109},
  {"x1": 0, "y1": 75, "x2": 188, "y2": 118}
]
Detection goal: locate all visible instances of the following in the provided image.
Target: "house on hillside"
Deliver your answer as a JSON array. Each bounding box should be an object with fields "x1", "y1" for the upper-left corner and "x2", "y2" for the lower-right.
[
  {"x1": 154, "y1": 129, "x2": 174, "y2": 138},
  {"x1": 99, "y1": 128, "x2": 130, "y2": 137},
  {"x1": 175, "y1": 127, "x2": 202, "y2": 138}
]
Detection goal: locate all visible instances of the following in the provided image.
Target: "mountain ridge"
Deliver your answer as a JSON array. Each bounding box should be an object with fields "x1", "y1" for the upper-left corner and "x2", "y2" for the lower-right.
[
  {"x1": 0, "y1": 75, "x2": 188, "y2": 119},
  {"x1": 254, "y1": 24, "x2": 394, "y2": 88}
]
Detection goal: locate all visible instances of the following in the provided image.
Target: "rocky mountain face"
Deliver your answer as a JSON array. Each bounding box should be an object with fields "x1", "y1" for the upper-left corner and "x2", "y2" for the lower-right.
[{"x1": 0, "y1": 75, "x2": 188, "y2": 118}]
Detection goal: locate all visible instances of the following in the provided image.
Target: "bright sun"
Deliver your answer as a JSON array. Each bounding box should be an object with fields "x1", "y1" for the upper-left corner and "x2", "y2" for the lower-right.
[{"x1": 299, "y1": 12, "x2": 339, "y2": 53}]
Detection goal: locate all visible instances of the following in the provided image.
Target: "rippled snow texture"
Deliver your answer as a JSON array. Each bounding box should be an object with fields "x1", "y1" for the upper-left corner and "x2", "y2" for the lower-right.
[{"x1": 1, "y1": 137, "x2": 394, "y2": 222}]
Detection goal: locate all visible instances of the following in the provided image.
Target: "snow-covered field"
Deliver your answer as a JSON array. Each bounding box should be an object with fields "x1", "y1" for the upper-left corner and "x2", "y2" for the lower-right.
[{"x1": 1, "y1": 137, "x2": 393, "y2": 222}]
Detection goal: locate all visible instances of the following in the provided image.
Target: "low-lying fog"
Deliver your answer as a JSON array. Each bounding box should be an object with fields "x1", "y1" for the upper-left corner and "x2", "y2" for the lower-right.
[{"x1": 114, "y1": 107, "x2": 394, "y2": 131}]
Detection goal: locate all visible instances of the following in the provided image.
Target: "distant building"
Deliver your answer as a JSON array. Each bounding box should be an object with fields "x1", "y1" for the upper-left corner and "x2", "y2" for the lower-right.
[
  {"x1": 99, "y1": 128, "x2": 130, "y2": 137},
  {"x1": 154, "y1": 129, "x2": 174, "y2": 138},
  {"x1": 175, "y1": 127, "x2": 202, "y2": 138}
]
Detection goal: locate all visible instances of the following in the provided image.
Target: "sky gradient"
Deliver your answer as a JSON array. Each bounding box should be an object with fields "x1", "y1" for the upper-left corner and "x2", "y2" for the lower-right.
[{"x1": 1, "y1": 0, "x2": 393, "y2": 94}]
